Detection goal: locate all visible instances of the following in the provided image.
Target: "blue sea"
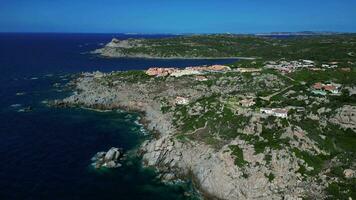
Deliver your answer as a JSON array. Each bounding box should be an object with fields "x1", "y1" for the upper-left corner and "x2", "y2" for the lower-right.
[{"x1": 0, "y1": 33, "x2": 236, "y2": 200}]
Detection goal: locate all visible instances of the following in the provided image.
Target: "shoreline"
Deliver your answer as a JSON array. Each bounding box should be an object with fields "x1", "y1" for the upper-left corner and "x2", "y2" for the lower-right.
[
  {"x1": 53, "y1": 101, "x2": 207, "y2": 199},
  {"x1": 92, "y1": 52, "x2": 256, "y2": 60}
]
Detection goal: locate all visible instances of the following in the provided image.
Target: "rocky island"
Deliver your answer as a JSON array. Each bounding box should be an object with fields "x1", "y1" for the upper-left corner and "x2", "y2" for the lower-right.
[
  {"x1": 56, "y1": 34, "x2": 356, "y2": 199},
  {"x1": 91, "y1": 147, "x2": 123, "y2": 169}
]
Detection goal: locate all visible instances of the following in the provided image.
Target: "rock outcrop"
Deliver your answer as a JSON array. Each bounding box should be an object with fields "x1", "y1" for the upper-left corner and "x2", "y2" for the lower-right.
[
  {"x1": 91, "y1": 147, "x2": 122, "y2": 169},
  {"x1": 330, "y1": 105, "x2": 356, "y2": 131}
]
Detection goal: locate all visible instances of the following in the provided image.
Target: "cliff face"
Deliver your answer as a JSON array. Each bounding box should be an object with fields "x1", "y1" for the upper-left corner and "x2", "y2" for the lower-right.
[
  {"x1": 54, "y1": 70, "x2": 352, "y2": 200},
  {"x1": 141, "y1": 136, "x2": 312, "y2": 200}
]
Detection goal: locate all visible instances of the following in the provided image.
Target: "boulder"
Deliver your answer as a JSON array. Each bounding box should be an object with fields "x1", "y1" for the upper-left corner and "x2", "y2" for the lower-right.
[
  {"x1": 104, "y1": 147, "x2": 121, "y2": 161},
  {"x1": 91, "y1": 147, "x2": 122, "y2": 169}
]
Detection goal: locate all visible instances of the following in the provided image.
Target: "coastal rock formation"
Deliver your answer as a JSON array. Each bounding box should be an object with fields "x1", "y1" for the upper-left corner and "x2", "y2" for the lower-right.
[
  {"x1": 140, "y1": 135, "x2": 326, "y2": 200},
  {"x1": 54, "y1": 70, "x2": 348, "y2": 200},
  {"x1": 91, "y1": 147, "x2": 122, "y2": 169}
]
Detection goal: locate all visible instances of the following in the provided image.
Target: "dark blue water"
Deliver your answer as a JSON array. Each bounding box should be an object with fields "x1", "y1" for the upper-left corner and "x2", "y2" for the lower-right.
[{"x1": 0, "y1": 33, "x2": 236, "y2": 200}]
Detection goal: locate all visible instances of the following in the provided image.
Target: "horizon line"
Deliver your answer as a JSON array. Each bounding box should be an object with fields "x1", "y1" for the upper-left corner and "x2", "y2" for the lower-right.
[{"x1": 0, "y1": 30, "x2": 355, "y2": 35}]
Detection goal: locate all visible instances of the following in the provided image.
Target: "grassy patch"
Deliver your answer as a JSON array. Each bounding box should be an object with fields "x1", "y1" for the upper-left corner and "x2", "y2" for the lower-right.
[{"x1": 229, "y1": 145, "x2": 247, "y2": 167}]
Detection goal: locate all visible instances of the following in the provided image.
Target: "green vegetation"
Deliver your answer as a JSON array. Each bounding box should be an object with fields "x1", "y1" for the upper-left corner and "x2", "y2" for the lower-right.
[
  {"x1": 105, "y1": 70, "x2": 151, "y2": 83},
  {"x1": 265, "y1": 173, "x2": 275, "y2": 182},
  {"x1": 292, "y1": 148, "x2": 328, "y2": 176},
  {"x1": 290, "y1": 68, "x2": 356, "y2": 86},
  {"x1": 173, "y1": 95, "x2": 253, "y2": 148},
  {"x1": 105, "y1": 34, "x2": 356, "y2": 64},
  {"x1": 326, "y1": 181, "x2": 356, "y2": 200},
  {"x1": 229, "y1": 145, "x2": 247, "y2": 167}
]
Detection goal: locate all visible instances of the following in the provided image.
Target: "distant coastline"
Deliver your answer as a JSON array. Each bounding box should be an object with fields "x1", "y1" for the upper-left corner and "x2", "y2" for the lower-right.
[{"x1": 94, "y1": 53, "x2": 256, "y2": 60}]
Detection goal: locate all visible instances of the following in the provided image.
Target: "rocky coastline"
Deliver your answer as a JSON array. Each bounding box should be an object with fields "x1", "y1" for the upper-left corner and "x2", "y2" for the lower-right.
[
  {"x1": 93, "y1": 38, "x2": 256, "y2": 60},
  {"x1": 52, "y1": 70, "x2": 355, "y2": 200}
]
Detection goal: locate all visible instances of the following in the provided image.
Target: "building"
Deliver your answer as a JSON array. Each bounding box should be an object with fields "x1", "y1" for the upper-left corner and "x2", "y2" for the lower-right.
[
  {"x1": 272, "y1": 109, "x2": 289, "y2": 118},
  {"x1": 186, "y1": 65, "x2": 231, "y2": 72},
  {"x1": 287, "y1": 106, "x2": 305, "y2": 113},
  {"x1": 170, "y1": 69, "x2": 201, "y2": 77},
  {"x1": 312, "y1": 82, "x2": 340, "y2": 95},
  {"x1": 146, "y1": 64, "x2": 231, "y2": 78},
  {"x1": 175, "y1": 97, "x2": 189, "y2": 105},
  {"x1": 264, "y1": 60, "x2": 315, "y2": 73},
  {"x1": 207, "y1": 65, "x2": 231, "y2": 72},
  {"x1": 260, "y1": 108, "x2": 288, "y2": 118},
  {"x1": 322, "y1": 64, "x2": 338, "y2": 69},
  {"x1": 146, "y1": 67, "x2": 177, "y2": 77},
  {"x1": 313, "y1": 82, "x2": 323, "y2": 90},
  {"x1": 323, "y1": 85, "x2": 339, "y2": 94}
]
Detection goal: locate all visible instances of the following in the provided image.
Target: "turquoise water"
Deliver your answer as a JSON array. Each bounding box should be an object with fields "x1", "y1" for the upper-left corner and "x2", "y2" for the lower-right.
[{"x1": 0, "y1": 33, "x2": 236, "y2": 200}]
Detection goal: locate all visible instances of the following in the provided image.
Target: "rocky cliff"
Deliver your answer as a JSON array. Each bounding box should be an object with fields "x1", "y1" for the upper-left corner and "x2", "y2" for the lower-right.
[{"x1": 53, "y1": 70, "x2": 355, "y2": 200}]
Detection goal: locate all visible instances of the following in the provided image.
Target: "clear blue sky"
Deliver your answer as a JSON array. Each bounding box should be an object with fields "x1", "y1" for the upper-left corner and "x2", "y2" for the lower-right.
[{"x1": 0, "y1": 0, "x2": 355, "y2": 33}]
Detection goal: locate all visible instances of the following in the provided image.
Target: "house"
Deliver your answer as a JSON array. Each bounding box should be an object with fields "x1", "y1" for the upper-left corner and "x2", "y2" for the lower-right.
[
  {"x1": 260, "y1": 108, "x2": 288, "y2": 118},
  {"x1": 273, "y1": 109, "x2": 289, "y2": 118},
  {"x1": 175, "y1": 97, "x2": 189, "y2": 105},
  {"x1": 323, "y1": 84, "x2": 339, "y2": 94},
  {"x1": 313, "y1": 82, "x2": 323, "y2": 90},
  {"x1": 312, "y1": 82, "x2": 340, "y2": 95}
]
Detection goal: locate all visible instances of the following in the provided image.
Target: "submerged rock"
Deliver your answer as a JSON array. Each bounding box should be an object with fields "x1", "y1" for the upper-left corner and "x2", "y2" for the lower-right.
[
  {"x1": 17, "y1": 106, "x2": 33, "y2": 112},
  {"x1": 91, "y1": 147, "x2": 122, "y2": 169}
]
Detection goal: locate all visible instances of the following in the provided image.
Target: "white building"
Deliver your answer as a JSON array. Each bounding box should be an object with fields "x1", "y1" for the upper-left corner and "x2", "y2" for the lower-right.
[{"x1": 260, "y1": 108, "x2": 288, "y2": 118}]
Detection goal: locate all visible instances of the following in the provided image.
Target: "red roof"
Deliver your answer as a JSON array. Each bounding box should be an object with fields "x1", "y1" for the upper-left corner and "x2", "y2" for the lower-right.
[
  {"x1": 313, "y1": 82, "x2": 323, "y2": 90},
  {"x1": 324, "y1": 85, "x2": 336, "y2": 91}
]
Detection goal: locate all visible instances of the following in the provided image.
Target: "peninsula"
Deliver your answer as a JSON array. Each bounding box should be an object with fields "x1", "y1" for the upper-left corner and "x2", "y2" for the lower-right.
[{"x1": 56, "y1": 34, "x2": 356, "y2": 199}]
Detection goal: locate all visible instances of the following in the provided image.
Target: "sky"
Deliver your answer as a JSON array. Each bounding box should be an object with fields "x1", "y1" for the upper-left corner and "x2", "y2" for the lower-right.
[{"x1": 0, "y1": 0, "x2": 356, "y2": 33}]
